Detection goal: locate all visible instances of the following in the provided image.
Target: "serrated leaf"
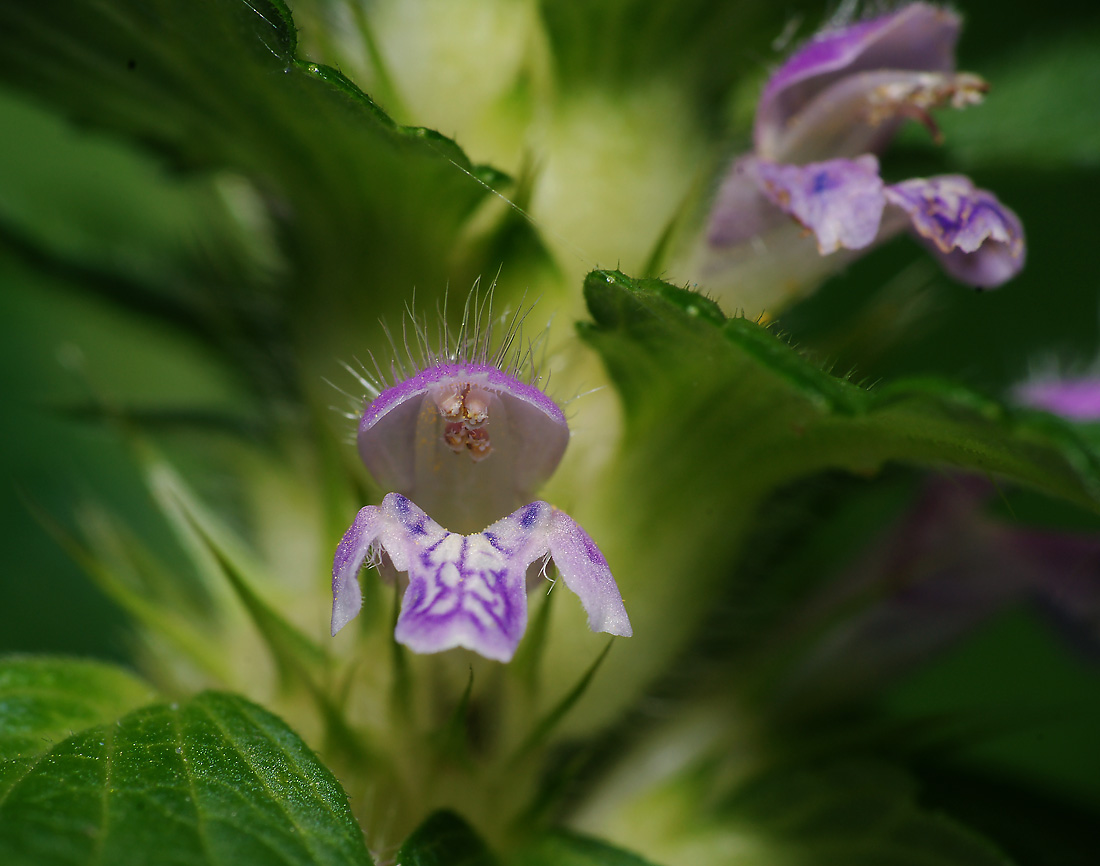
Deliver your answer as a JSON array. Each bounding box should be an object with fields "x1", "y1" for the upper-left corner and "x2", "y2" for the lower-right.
[
  {"x1": 574, "y1": 269, "x2": 1100, "y2": 727},
  {"x1": 0, "y1": 690, "x2": 372, "y2": 866},
  {"x1": 512, "y1": 830, "x2": 663, "y2": 866},
  {"x1": 723, "y1": 762, "x2": 1014, "y2": 866},
  {"x1": 397, "y1": 810, "x2": 497, "y2": 866},
  {"x1": 584, "y1": 269, "x2": 1100, "y2": 510},
  {"x1": 0, "y1": 657, "x2": 155, "y2": 761}
]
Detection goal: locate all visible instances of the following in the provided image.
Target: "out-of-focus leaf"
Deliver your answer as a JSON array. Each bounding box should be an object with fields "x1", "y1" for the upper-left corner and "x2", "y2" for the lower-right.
[
  {"x1": 916, "y1": 763, "x2": 1100, "y2": 866},
  {"x1": 537, "y1": 0, "x2": 819, "y2": 115},
  {"x1": 937, "y1": 28, "x2": 1100, "y2": 169},
  {"x1": 397, "y1": 810, "x2": 497, "y2": 866},
  {"x1": 722, "y1": 761, "x2": 1014, "y2": 866},
  {"x1": 585, "y1": 268, "x2": 1100, "y2": 516},
  {"x1": 512, "y1": 830, "x2": 662, "y2": 866},
  {"x1": 882, "y1": 608, "x2": 1100, "y2": 807},
  {"x1": 574, "y1": 269, "x2": 1100, "y2": 727},
  {"x1": 0, "y1": 0, "x2": 511, "y2": 359},
  {"x1": 0, "y1": 689, "x2": 373, "y2": 866},
  {"x1": 0, "y1": 657, "x2": 155, "y2": 761}
]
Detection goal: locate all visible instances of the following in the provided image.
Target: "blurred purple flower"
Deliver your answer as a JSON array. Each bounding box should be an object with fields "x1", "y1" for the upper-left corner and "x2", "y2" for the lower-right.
[
  {"x1": 695, "y1": 3, "x2": 1024, "y2": 302},
  {"x1": 778, "y1": 477, "x2": 1100, "y2": 710},
  {"x1": 1015, "y1": 376, "x2": 1100, "y2": 422}
]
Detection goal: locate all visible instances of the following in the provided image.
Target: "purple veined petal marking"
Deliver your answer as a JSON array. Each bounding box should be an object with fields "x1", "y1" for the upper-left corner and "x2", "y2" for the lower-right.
[
  {"x1": 756, "y1": 156, "x2": 886, "y2": 254},
  {"x1": 331, "y1": 493, "x2": 631, "y2": 662},
  {"x1": 884, "y1": 176, "x2": 1025, "y2": 287},
  {"x1": 756, "y1": 3, "x2": 961, "y2": 158}
]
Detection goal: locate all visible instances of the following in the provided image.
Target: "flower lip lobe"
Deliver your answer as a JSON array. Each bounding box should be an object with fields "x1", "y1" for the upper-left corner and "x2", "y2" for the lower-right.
[
  {"x1": 331, "y1": 494, "x2": 631, "y2": 661},
  {"x1": 884, "y1": 176, "x2": 1025, "y2": 287},
  {"x1": 757, "y1": 156, "x2": 886, "y2": 254}
]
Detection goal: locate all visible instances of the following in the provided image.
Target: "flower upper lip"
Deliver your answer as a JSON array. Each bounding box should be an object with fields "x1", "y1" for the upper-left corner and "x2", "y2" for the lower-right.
[{"x1": 755, "y1": 3, "x2": 962, "y2": 160}]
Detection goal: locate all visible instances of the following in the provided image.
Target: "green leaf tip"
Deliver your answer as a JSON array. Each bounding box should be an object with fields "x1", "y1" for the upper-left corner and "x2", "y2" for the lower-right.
[
  {"x1": 513, "y1": 830, "x2": 665, "y2": 866},
  {"x1": 583, "y1": 269, "x2": 726, "y2": 329},
  {"x1": 397, "y1": 810, "x2": 498, "y2": 866}
]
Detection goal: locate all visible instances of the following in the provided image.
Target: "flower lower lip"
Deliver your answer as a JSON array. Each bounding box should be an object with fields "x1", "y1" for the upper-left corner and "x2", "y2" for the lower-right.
[{"x1": 331, "y1": 493, "x2": 631, "y2": 662}]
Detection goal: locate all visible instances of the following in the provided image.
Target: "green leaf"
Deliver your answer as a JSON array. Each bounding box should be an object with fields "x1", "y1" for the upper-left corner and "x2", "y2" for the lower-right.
[
  {"x1": 575, "y1": 269, "x2": 1100, "y2": 725},
  {"x1": 0, "y1": 657, "x2": 155, "y2": 762},
  {"x1": 723, "y1": 761, "x2": 1014, "y2": 866},
  {"x1": 397, "y1": 810, "x2": 497, "y2": 866},
  {"x1": 512, "y1": 830, "x2": 662, "y2": 866},
  {"x1": 584, "y1": 268, "x2": 1100, "y2": 510},
  {"x1": 0, "y1": 690, "x2": 373, "y2": 866},
  {"x1": 0, "y1": 0, "x2": 512, "y2": 363}
]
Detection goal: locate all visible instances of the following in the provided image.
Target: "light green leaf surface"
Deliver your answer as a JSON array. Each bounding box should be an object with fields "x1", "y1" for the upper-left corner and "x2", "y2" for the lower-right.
[
  {"x1": 0, "y1": 686, "x2": 372, "y2": 866},
  {"x1": 584, "y1": 268, "x2": 1100, "y2": 513},
  {"x1": 0, "y1": 657, "x2": 155, "y2": 762}
]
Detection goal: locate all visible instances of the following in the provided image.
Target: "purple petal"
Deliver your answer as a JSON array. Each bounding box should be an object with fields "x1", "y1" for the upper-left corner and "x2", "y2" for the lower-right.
[
  {"x1": 547, "y1": 510, "x2": 632, "y2": 637},
  {"x1": 358, "y1": 363, "x2": 570, "y2": 533},
  {"x1": 884, "y1": 176, "x2": 1025, "y2": 287},
  {"x1": 392, "y1": 497, "x2": 530, "y2": 662},
  {"x1": 331, "y1": 506, "x2": 381, "y2": 636},
  {"x1": 331, "y1": 494, "x2": 630, "y2": 661},
  {"x1": 756, "y1": 156, "x2": 886, "y2": 254},
  {"x1": 705, "y1": 156, "x2": 791, "y2": 248},
  {"x1": 1015, "y1": 377, "x2": 1100, "y2": 421},
  {"x1": 757, "y1": 3, "x2": 960, "y2": 157}
]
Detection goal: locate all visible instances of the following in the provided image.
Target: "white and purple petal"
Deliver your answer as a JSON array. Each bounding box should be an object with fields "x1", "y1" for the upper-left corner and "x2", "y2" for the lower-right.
[
  {"x1": 756, "y1": 156, "x2": 886, "y2": 254},
  {"x1": 771, "y1": 69, "x2": 987, "y2": 165},
  {"x1": 756, "y1": 3, "x2": 960, "y2": 158},
  {"x1": 358, "y1": 362, "x2": 570, "y2": 533},
  {"x1": 331, "y1": 494, "x2": 630, "y2": 662},
  {"x1": 884, "y1": 175, "x2": 1025, "y2": 288}
]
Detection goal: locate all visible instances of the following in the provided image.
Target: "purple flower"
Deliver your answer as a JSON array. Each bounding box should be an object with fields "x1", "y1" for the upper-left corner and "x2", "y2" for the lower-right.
[
  {"x1": 330, "y1": 305, "x2": 631, "y2": 662},
  {"x1": 778, "y1": 477, "x2": 1100, "y2": 710},
  {"x1": 692, "y1": 3, "x2": 1025, "y2": 305},
  {"x1": 1015, "y1": 375, "x2": 1100, "y2": 422}
]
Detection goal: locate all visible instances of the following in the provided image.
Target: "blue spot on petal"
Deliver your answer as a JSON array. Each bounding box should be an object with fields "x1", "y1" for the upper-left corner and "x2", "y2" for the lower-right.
[
  {"x1": 520, "y1": 503, "x2": 541, "y2": 529},
  {"x1": 811, "y1": 171, "x2": 834, "y2": 194}
]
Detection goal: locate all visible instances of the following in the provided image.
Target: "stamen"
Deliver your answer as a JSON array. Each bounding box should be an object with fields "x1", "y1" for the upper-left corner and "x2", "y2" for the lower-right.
[{"x1": 432, "y1": 382, "x2": 494, "y2": 460}]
